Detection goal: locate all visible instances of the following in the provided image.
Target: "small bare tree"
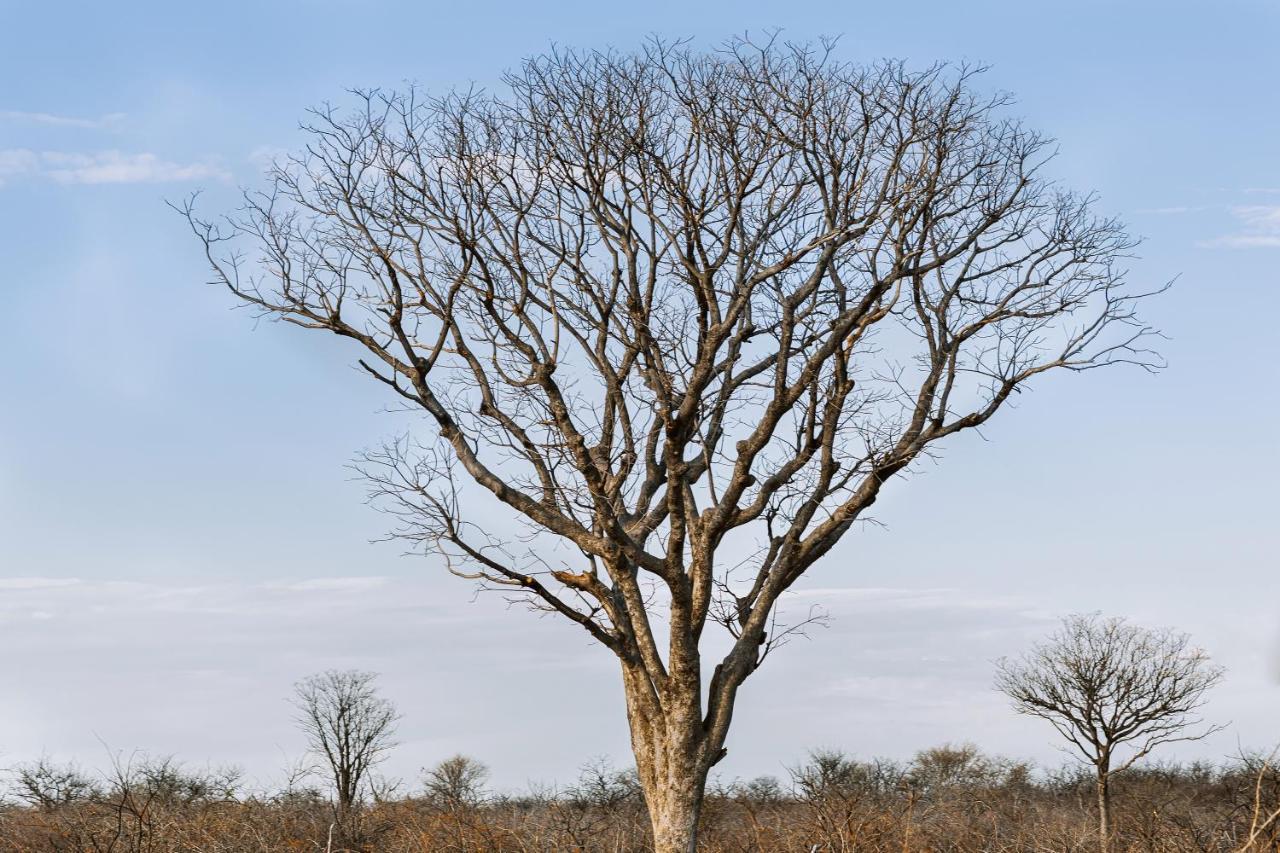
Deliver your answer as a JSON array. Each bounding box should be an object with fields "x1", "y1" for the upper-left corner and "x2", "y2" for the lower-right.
[
  {"x1": 187, "y1": 37, "x2": 1160, "y2": 852},
  {"x1": 995, "y1": 613, "x2": 1225, "y2": 852},
  {"x1": 423, "y1": 754, "x2": 490, "y2": 810},
  {"x1": 10, "y1": 758, "x2": 98, "y2": 812},
  {"x1": 292, "y1": 669, "x2": 400, "y2": 826}
]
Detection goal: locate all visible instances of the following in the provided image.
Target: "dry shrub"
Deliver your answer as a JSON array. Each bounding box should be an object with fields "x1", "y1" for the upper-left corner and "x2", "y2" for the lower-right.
[{"x1": 2, "y1": 747, "x2": 1277, "y2": 852}]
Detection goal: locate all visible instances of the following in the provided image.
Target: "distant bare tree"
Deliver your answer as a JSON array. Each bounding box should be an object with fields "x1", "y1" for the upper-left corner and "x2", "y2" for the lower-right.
[
  {"x1": 996, "y1": 613, "x2": 1225, "y2": 852},
  {"x1": 292, "y1": 669, "x2": 399, "y2": 826},
  {"x1": 186, "y1": 36, "x2": 1160, "y2": 852},
  {"x1": 423, "y1": 754, "x2": 490, "y2": 809},
  {"x1": 11, "y1": 758, "x2": 97, "y2": 812}
]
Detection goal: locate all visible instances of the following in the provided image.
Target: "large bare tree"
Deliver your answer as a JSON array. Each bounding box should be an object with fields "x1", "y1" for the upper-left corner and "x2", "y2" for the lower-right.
[
  {"x1": 995, "y1": 614, "x2": 1225, "y2": 852},
  {"x1": 186, "y1": 38, "x2": 1159, "y2": 852}
]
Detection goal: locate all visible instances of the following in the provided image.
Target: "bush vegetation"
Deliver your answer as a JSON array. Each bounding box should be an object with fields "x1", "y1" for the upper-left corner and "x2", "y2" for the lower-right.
[{"x1": 3, "y1": 745, "x2": 1276, "y2": 852}]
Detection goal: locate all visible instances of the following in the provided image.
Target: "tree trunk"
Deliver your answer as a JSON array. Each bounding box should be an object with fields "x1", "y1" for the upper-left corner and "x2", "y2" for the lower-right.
[
  {"x1": 622, "y1": 664, "x2": 712, "y2": 853},
  {"x1": 1096, "y1": 771, "x2": 1111, "y2": 853},
  {"x1": 647, "y1": 769, "x2": 706, "y2": 853}
]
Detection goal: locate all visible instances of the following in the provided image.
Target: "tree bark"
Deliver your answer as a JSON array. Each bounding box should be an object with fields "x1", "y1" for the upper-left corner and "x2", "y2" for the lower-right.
[
  {"x1": 647, "y1": 771, "x2": 706, "y2": 853},
  {"x1": 1096, "y1": 771, "x2": 1111, "y2": 853},
  {"x1": 622, "y1": 664, "x2": 712, "y2": 853}
]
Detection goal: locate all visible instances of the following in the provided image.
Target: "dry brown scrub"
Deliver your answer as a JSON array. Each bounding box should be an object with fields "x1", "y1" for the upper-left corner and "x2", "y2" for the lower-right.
[{"x1": 3, "y1": 747, "x2": 1276, "y2": 852}]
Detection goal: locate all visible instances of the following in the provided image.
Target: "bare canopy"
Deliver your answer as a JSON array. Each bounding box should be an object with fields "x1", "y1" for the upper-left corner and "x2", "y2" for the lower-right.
[
  {"x1": 996, "y1": 613, "x2": 1225, "y2": 851},
  {"x1": 292, "y1": 669, "x2": 399, "y2": 828},
  {"x1": 186, "y1": 37, "x2": 1159, "y2": 852}
]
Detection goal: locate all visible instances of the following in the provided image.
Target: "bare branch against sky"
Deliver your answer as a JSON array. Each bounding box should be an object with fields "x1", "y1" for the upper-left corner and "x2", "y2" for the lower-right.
[
  {"x1": 184, "y1": 36, "x2": 1164, "y2": 850},
  {"x1": 997, "y1": 613, "x2": 1226, "y2": 852}
]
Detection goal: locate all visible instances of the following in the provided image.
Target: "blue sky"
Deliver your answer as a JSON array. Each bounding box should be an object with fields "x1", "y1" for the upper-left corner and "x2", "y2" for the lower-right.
[{"x1": 1, "y1": 0, "x2": 1277, "y2": 791}]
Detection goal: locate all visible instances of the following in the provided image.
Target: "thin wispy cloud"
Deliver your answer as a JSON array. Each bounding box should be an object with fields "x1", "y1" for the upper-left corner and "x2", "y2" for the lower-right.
[
  {"x1": 0, "y1": 109, "x2": 126, "y2": 129},
  {"x1": 262, "y1": 576, "x2": 390, "y2": 592},
  {"x1": 0, "y1": 574, "x2": 1051, "y2": 786},
  {"x1": 0, "y1": 577, "x2": 81, "y2": 590},
  {"x1": 45, "y1": 151, "x2": 230, "y2": 185},
  {"x1": 791, "y1": 585, "x2": 1021, "y2": 605},
  {"x1": 248, "y1": 145, "x2": 291, "y2": 170},
  {"x1": 1134, "y1": 205, "x2": 1202, "y2": 215},
  {"x1": 0, "y1": 148, "x2": 40, "y2": 182},
  {"x1": 1199, "y1": 204, "x2": 1280, "y2": 249},
  {"x1": 0, "y1": 149, "x2": 229, "y2": 186}
]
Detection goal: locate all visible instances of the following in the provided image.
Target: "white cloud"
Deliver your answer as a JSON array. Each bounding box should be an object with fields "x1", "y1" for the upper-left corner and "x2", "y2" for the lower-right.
[
  {"x1": 786, "y1": 584, "x2": 1042, "y2": 616},
  {"x1": 1235, "y1": 204, "x2": 1280, "y2": 230},
  {"x1": 0, "y1": 573, "x2": 609, "y2": 788},
  {"x1": 0, "y1": 149, "x2": 229, "y2": 186},
  {"x1": 263, "y1": 576, "x2": 390, "y2": 592},
  {"x1": 0, "y1": 148, "x2": 39, "y2": 182},
  {"x1": 43, "y1": 151, "x2": 229, "y2": 185},
  {"x1": 0, "y1": 576, "x2": 81, "y2": 590},
  {"x1": 1199, "y1": 204, "x2": 1280, "y2": 249},
  {"x1": 1203, "y1": 235, "x2": 1280, "y2": 249},
  {"x1": 248, "y1": 145, "x2": 290, "y2": 170},
  {"x1": 0, "y1": 110, "x2": 126, "y2": 129},
  {"x1": 0, "y1": 573, "x2": 1268, "y2": 791}
]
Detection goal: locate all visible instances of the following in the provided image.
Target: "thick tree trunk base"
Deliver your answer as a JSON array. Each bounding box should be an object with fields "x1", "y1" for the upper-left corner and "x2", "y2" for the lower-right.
[{"x1": 648, "y1": 786, "x2": 702, "y2": 853}]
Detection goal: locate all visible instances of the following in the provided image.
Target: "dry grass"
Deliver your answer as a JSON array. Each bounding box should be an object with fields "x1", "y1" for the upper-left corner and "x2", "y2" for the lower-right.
[{"x1": 2, "y1": 747, "x2": 1276, "y2": 852}]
